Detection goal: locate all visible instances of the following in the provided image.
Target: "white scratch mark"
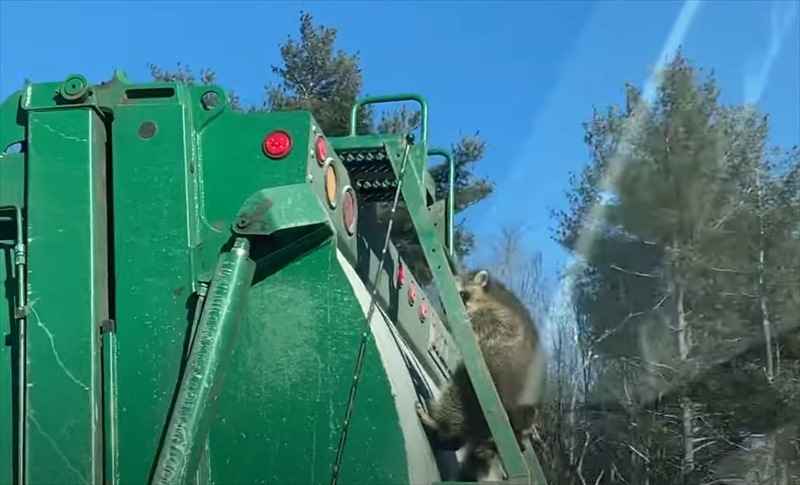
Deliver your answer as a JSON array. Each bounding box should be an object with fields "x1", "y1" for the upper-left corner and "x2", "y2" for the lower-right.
[
  {"x1": 27, "y1": 300, "x2": 90, "y2": 391},
  {"x1": 311, "y1": 351, "x2": 323, "y2": 484},
  {"x1": 326, "y1": 248, "x2": 338, "y2": 443},
  {"x1": 29, "y1": 413, "x2": 90, "y2": 484},
  {"x1": 22, "y1": 84, "x2": 33, "y2": 106},
  {"x1": 39, "y1": 122, "x2": 88, "y2": 143}
]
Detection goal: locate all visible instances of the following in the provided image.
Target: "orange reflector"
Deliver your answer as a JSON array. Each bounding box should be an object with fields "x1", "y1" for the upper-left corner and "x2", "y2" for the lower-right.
[
  {"x1": 325, "y1": 163, "x2": 338, "y2": 208},
  {"x1": 342, "y1": 187, "x2": 356, "y2": 235}
]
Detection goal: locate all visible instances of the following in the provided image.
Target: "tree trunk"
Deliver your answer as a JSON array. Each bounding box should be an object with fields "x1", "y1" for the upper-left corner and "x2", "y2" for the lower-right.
[
  {"x1": 672, "y1": 266, "x2": 695, "y2": 481},
  {"x1": 756, "y1": 167, "x2": 775, "y2": 383}
]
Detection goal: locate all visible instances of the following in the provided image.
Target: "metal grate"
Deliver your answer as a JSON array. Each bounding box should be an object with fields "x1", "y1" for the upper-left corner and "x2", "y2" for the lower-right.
[{"x1": 336, "y1": 147, "x2": 403, "y2": 203}]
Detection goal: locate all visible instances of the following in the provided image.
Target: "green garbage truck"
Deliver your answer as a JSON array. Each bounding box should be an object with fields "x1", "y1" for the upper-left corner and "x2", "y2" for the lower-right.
[{"x1": 0, "y1": 72, "x2": 546, "y2": 485}]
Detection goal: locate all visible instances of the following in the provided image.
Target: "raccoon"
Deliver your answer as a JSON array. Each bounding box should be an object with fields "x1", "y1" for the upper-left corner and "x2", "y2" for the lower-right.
[{"x1": 416, "y1": 269, "x2": 545, "y2": 481}]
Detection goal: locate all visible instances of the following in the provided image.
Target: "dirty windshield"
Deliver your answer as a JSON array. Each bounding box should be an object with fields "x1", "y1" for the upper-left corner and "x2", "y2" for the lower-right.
[{"x1": 0, "y1": 1, "x2": 798, "y2": 484}]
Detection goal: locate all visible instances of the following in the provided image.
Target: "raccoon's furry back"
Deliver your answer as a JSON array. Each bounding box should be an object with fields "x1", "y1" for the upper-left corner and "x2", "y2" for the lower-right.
[
  {"x1": 425, "y1": 270, "x2": 543, "y2": 434},
  {"x1": 456, "y1": 270, "x2": 541, "y2": 409}
]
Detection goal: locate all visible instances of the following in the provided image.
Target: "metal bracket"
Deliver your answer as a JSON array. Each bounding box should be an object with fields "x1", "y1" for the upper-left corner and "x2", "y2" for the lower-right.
[{"x1": 232, "y1": 183, "x2": 330, "y2": 237}]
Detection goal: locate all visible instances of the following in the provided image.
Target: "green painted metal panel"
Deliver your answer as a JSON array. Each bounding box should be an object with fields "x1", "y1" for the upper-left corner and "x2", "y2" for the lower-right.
[
  {"x1": 210, "y1": 240, "x2": 409, "y2": 484},
  {"x1": 199, "y1": 110, "x2": 311, "y2": 222},
  {"x1": 0, "y1": 153, "x2": 24, "y2": 209},
  {"x1": 110, "y1": 102, "x2": 196, "y2": 484},
  {"x1": 24, "y1": 108, "x2": 107, "y2": 484}
]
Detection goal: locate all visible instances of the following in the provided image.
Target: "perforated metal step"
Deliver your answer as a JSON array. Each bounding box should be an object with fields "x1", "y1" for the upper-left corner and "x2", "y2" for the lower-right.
[{"x1": 335, "y1": 146, "x2": 399, "y2": 202}]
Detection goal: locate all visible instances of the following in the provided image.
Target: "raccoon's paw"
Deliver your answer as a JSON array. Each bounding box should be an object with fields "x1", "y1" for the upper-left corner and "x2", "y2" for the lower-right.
[
  {"x1": 519, "y1": 424, "x2": 539, "y2": 444},
  {"x1": 417, "y1": 401, "x2": 465, "y2": 451},
  {"x1": 416, "y1": 401, "x2": 439, "y2": 431}
]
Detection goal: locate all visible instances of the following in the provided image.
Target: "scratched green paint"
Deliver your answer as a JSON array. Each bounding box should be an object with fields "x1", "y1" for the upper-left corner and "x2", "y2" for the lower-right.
[
  {"x1": 24, "y1": 109, "x2": 107, "y2": 484},
  {"x1": 210, "y1": 239, "x2": 408, "y2": 484},
  {"x1": 110, "y1": 103, "x2": 196, "y2": 484}
]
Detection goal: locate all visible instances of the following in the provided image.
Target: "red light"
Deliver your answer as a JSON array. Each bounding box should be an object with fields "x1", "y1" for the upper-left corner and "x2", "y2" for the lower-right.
[
  {"x1": 263, "y1": 130, "x2": 292, "y2": 159},
  {"x1": 342, "y1": 187, "x2": 356, "y2": 235},
  {"x1": 419, "y1": 303, "x2": 428, "y2": 321},
  {"x1": 408, "y1": 284, "x2": 417, "y2": 305},
  {"x1": 315, "y1": 136, "x2": 327, "y2": 165},
  {"x1": 397, "y1": 263, "x2": 405, "y2": 288}
]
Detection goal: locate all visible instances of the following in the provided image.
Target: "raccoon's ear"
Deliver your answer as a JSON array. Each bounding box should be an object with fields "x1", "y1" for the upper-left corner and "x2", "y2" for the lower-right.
[{"x1": 473, "y1": 270, "x2": 490, "y2": 288}]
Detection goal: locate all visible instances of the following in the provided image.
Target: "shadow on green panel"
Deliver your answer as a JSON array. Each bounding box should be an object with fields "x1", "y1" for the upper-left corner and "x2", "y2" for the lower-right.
[{"x1": 1, "y1": 218, "x2": 20, "y2": 485}]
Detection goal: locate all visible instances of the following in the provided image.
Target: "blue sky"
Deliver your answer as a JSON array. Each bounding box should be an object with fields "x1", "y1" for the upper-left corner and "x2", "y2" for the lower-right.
[{"x1": 1, "y1": 0, "x2": 798, "y2": 281}]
